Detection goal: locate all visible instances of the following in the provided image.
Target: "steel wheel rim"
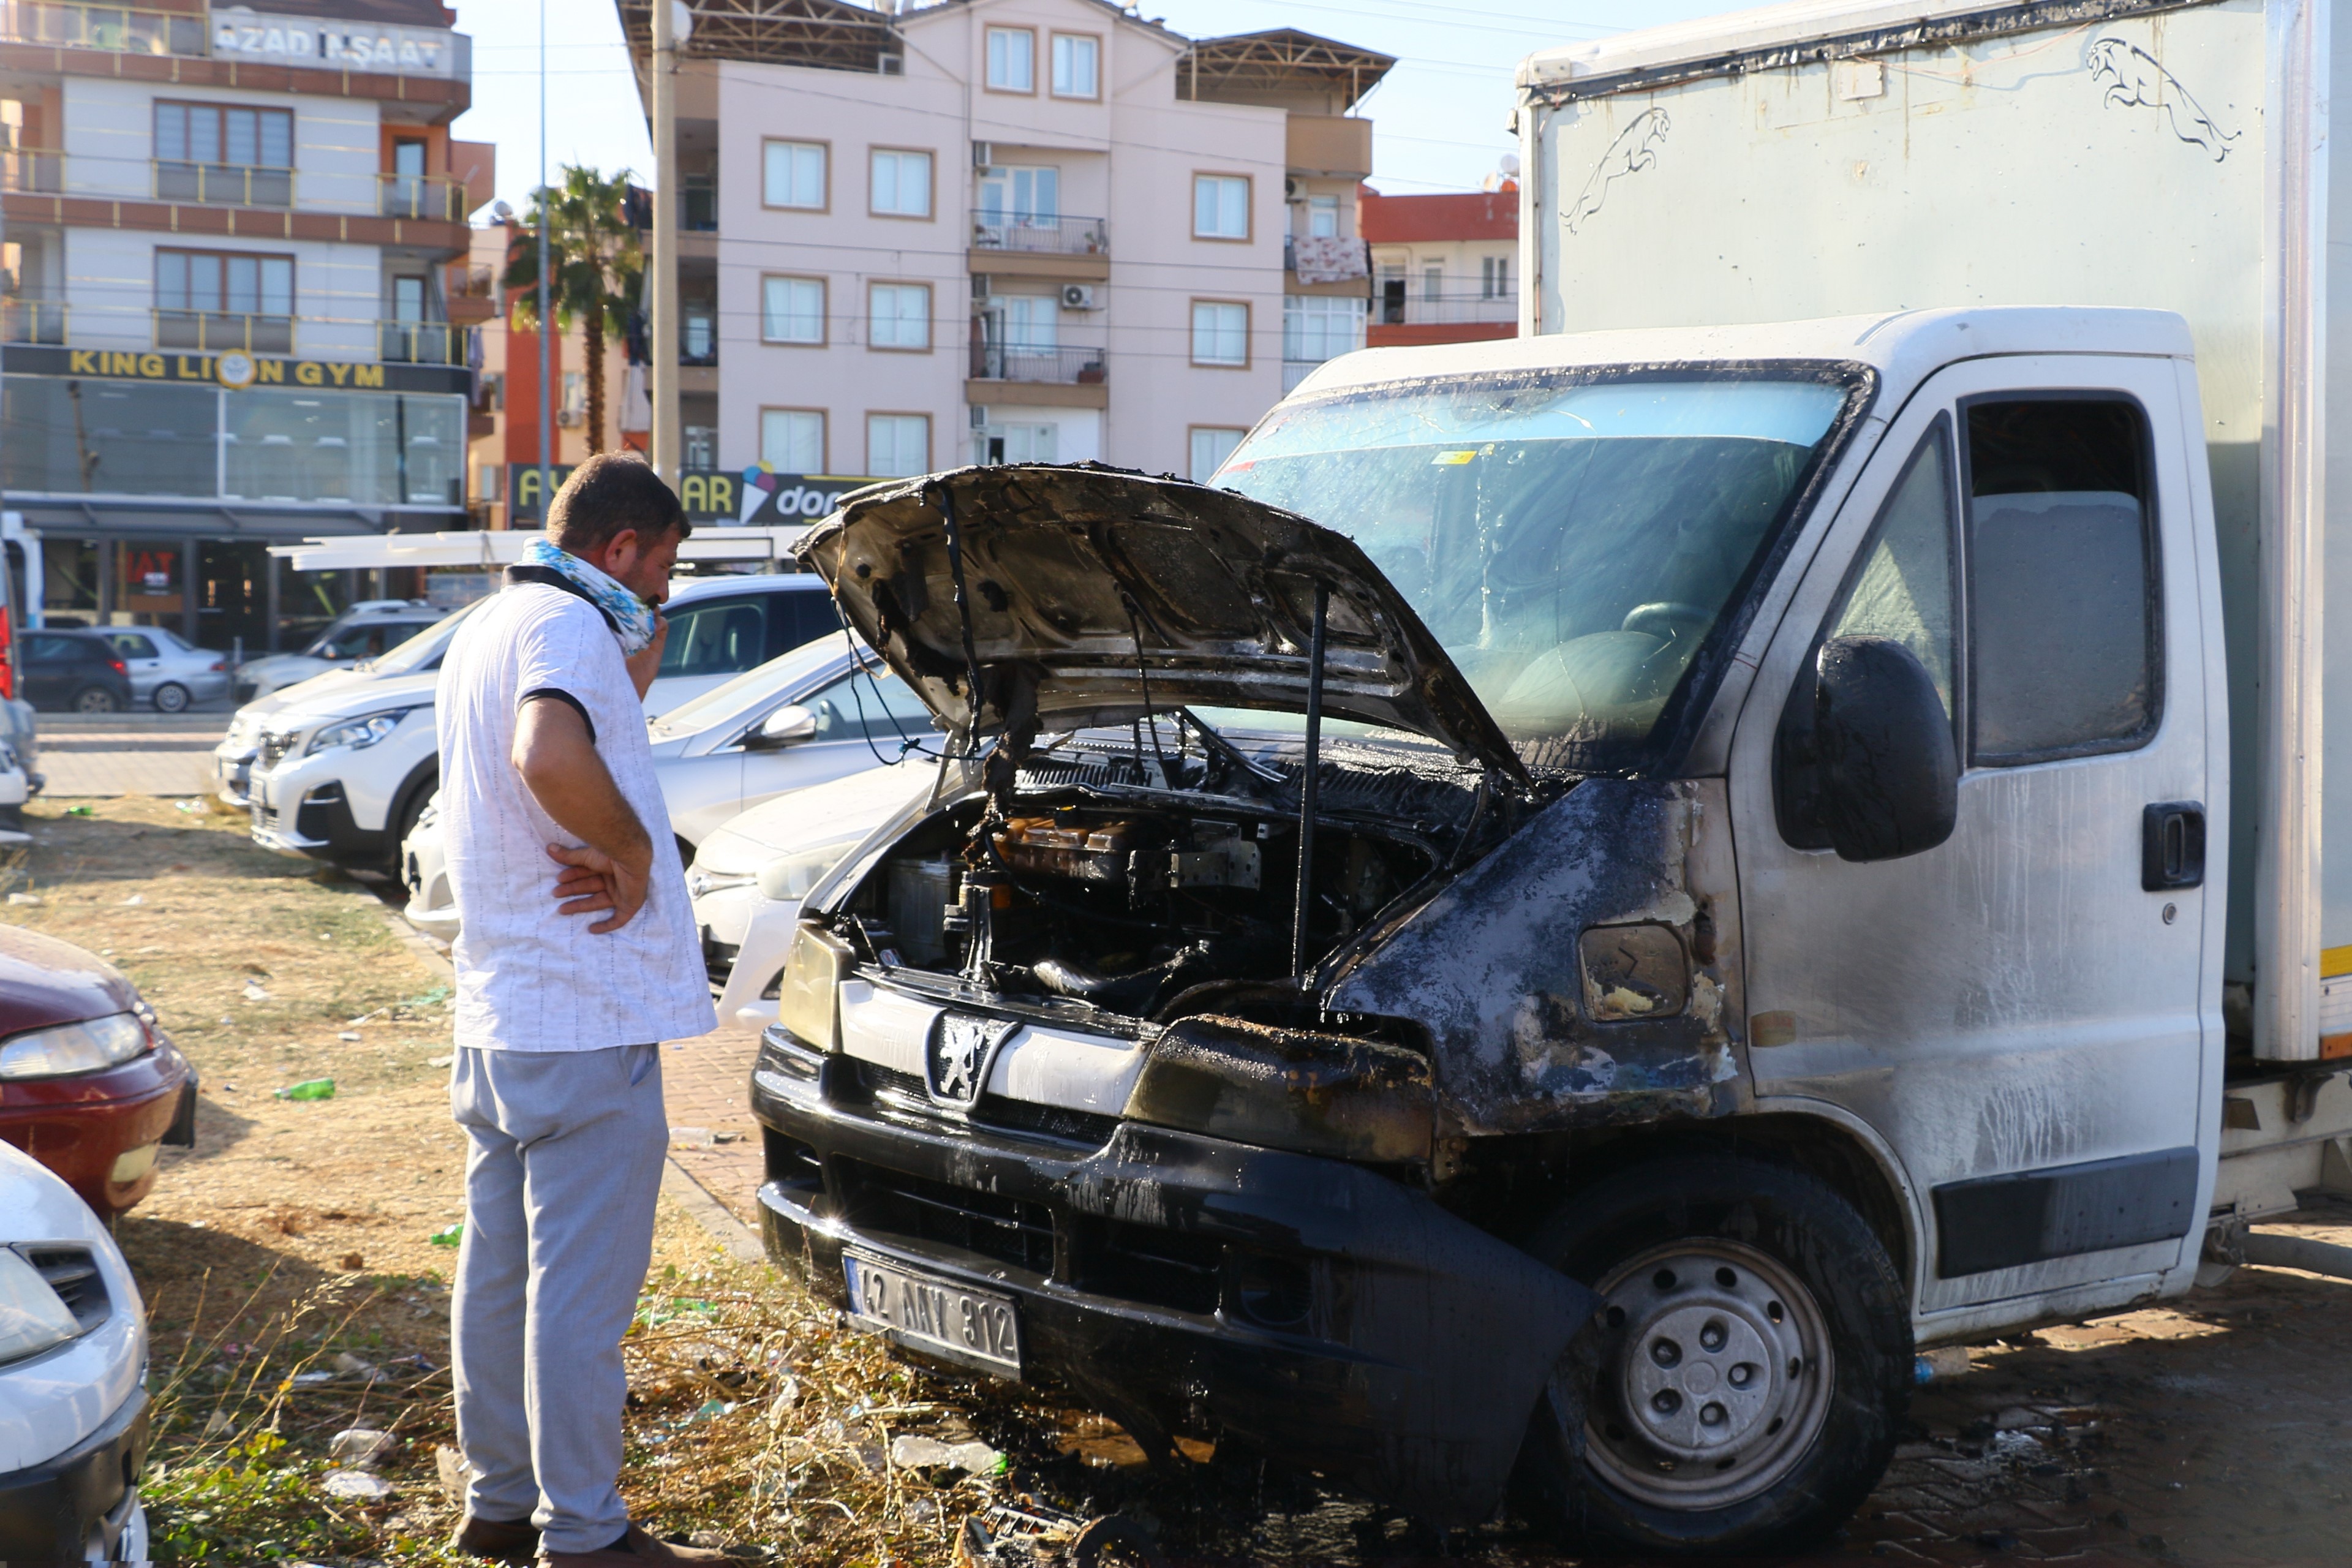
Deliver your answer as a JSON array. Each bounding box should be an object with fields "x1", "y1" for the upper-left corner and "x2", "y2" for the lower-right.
[
  {"x1": 75, "y1": 689, "x2": 116, "y2": 713},
  {"x1": 154, "y1": 684, "x2": 187, "y2": 712},
  {"x1": 1581, "y1": 1238, "x2": 1834, "y2": 1511}
]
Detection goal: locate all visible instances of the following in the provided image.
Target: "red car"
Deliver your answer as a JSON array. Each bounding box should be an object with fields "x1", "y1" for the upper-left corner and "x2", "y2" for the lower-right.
[{"x1": 0, "y1": 925, "x2": 194, "y2": 1218}]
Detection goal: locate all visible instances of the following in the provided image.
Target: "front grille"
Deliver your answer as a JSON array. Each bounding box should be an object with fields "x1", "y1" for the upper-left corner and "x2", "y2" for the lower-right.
[
  {"x1": 703, "y1": 928, "x2": 740, "y2": 987},
  {"x1": 22, "y1": 1246, "x2": 110, "y2": 1334},
  {"x1": 851, "y1": 1061, "x2": 1122, "y2": 1150},
  {"x1": 840, "y1": 1158, "x2": 1057, "y2": 1275},
  {"x1": 1072, "y1": 1218, "x2": 1224, "y2": 1315},
  {"x1": 257, "y1": 732, "x2": 297, "y2": 770}
]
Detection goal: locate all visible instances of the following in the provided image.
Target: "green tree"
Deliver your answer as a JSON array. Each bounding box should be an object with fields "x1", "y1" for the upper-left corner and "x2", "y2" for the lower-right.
[{"x1": 504, "y1": 164, "x2": 643, "y2": 456}]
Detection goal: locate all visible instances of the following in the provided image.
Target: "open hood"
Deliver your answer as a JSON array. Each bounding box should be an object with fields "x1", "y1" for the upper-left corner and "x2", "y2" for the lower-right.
[{"x1": 794, "y1": 464, "x2": 1528, "y2": 784}]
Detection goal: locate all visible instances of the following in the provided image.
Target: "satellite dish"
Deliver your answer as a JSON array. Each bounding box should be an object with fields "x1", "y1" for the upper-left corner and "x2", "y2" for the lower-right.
[
  {"x1": 492, "y1": 199, "x2": 515, "y2": 222},
  {"x1": 1499, "y1": 153, "x2": 1523, "y2": 178},
  {"x1": 672, "y1": 0, "x2": 694, "y2": 42}
]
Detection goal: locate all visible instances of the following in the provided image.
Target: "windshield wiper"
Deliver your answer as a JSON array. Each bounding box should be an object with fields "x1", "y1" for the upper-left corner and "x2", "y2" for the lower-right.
[{"x1": 1175, "y1": 707, "x2": 1284, "y2": 790}]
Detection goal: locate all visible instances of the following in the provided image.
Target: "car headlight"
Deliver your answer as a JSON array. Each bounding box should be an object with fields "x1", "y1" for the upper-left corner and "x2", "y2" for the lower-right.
[
  {"x1": 755, "y1": 837, "x2": 865, "y2": 903},
  {"x1": 0, "y1": 1012, "x2": 150, "y2": 1080},
  {"x1": 687, "y1": 868, "x2": 756, "y2": 902},
  {"x1": 0, "y1": 1248, "x2": 82, "y2": 1366},
  {"x1": 775, "y1": 922, "x2": 853, "y2": 1052},
  {"x1": 307, "y1": 709, "x2": 412, "y2": 755},
  {"x1": 1121, "y1": 1015, "x2": 1435, "y2": 1163}
]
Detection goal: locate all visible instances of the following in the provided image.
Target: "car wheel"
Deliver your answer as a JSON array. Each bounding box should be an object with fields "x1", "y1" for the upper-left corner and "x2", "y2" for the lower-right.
[
  {"x1": 72, "y1": 685, "x2": 121, "y2": 714},
  {"x1": 1512, "y1": 1157, "x2": 1910, "y2": 1557},
  {"x1": 152, "y1": 681, "x2": 190, "y2": 714},
  {"x1": 391, "y1": 783, "x2": 436, "y2": 871}
]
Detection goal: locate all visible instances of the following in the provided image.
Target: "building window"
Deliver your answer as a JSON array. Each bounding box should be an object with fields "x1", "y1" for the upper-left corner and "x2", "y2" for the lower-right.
[
  {"x1": 1191, "y1": 300, "x2": 1248, "y2": 367},
  {"x1": 867, "y1": 413, "x2": 930, "y2": 477},
  {"x1": 1193, "y1": 175, "x2": 1250, "y2": 240},
  {"x1": 1284, "y1": 295, "x2": 1366, "y2": 365},
  {"x1": 1423, "y1": 265, "x2": 1444, "y2": 302},
  {"x1": 761, "y1": 409, "x2": 826, "y2": 471},
  {"x1": 1051, "y1": 34, "x2": 1098, "y2": 97},
  {"x1": 978, "y1": 165, "x2": 1058, "y2": 226},
  {"x1": 1306, "y1": 194, "x2": 1339, "y2": 238},
  {"x1": 976, "y1": 421, "x2": 1057, "y2": 465},
  {"x1": 870, "y1": 149, "x2": 933, "y2": 218},
  {"x1": 761, "y1": 276, "x2": 826, "y2": 344},
  {"x1": 1189, "y1": 427, "x2": 1244, "y2": 481},
  {"x1": 156, "y1": 248, "x2": 293, "y2": 352},
  {"x1": 684, "y1": 424, "x2": 717, "y2": 469},
  {"x1": 154, "y1": 100, "x2": 293, "y2": 206},
  {"x1": 1482, "y1": 255, "x2": 1510, "y2": 298},
  {"x1": 763, "y1": 139, "x2": 826, "y2": 209},
  {"x1": 869, "y1": 282, "x2": 931, "y2": 350},
  {"x1": 986, "y1": 27, "x2": 1035, "y2": 92},
  {"x1": 1003, "y1": 294, "x2": 1058, "y2": 353}
]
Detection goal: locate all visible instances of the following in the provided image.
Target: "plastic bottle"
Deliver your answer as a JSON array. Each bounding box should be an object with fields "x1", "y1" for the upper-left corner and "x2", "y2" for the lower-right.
[{"x1": 276, "y1": 1079, "x2": 336, "y2": 1101}]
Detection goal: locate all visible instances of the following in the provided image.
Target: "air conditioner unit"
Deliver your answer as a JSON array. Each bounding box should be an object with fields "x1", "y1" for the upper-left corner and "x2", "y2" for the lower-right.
[
  {"x1": 877, "y1": 52, "x2": 904, "y2": 75},
  {"x1": 970, "y1": 404, "x2": 989, "y2": 428},
  {"x1": 554, "y1": 409, "x2": 583, "y2": 427},
  {"x1": 972, "y1": 141, "x2": 993, "y2": 170},
  {"x1": 971, "y1": 274, "x2": 992, "y2": 300},
  {"x1": 1284, "y1": 176, "x2": 1299, "y2": 200},
  {"x1": 1060, "y1": 284, "x2": 1098, "y2": 311}
]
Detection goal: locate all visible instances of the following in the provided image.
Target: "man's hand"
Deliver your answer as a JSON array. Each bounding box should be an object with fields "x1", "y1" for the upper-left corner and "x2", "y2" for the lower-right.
[
  {"x1": 624, "y1": 611, "x2": 668, "y2": 701},
  {"x1": 546, "y1": 841, "x2": 652, "y2": 933}
]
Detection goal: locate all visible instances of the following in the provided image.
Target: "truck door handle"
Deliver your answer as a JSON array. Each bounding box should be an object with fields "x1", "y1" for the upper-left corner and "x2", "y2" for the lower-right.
[{"x1": 2142, "y1": 802, "x2": 2206, "y2": 891}]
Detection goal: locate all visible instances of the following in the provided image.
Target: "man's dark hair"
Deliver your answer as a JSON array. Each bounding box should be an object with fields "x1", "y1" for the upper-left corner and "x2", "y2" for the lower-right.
[{"x1": 546, "y1": 453, "x2": 690, "y2": 554}]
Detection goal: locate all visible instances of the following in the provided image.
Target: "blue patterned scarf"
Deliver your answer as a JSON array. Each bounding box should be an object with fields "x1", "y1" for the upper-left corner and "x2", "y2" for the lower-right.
[{"x1": 516, "y1": 538, "x2": 660, "y2": 655}]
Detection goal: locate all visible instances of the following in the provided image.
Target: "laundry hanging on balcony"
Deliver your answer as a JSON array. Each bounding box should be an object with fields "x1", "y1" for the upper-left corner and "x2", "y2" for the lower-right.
[{"x1": 1291, "y1": 235, "x2": 1370, "y2": 285}]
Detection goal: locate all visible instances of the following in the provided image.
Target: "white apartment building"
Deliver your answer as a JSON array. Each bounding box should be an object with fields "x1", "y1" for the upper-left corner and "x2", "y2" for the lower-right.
[
  {"x1": 626, "y1": 1, "x2": 1389, "y2": 485},
  {"x1": 0, "y1": 0, "x2": 491, "y2": 653}
]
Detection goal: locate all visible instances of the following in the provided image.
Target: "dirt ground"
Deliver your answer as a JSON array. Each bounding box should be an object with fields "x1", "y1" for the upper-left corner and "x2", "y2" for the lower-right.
[{"x1": 7, "y1": 796, "x2": 2352, "y2": 1566}]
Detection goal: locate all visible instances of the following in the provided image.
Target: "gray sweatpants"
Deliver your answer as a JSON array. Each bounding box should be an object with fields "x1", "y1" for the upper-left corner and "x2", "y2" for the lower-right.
[{"x1": 450, "y1": 1042, "x2": 665, "y2": 1554}]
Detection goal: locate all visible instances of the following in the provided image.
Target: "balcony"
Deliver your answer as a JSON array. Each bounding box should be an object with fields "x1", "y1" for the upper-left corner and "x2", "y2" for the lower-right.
[
  {"x1": 969, "y1": 342, "x2": 1106, "y2": 386},
  {"x1": 969, "y1": 214, "x2": 1107, "y2": 257},
  {"x1": 0, "y1": 0, "x2": 206, "y2": 57},
  {"x1": 2, "y1": 297, "x2": 66, "y2": 344},
  {"x1": 380, "y1": 320, "x2": 464, "y2": 364},
  {"x1": 0, "y1": 146, "x2": 61, "y2": 193},
  {"x1": 681, "y1": 311, "x2": 717, "y2": 367},
  {"x1": 156, "y1": 309, "x2": 293, "y2": 355},
  {"x1": 681, "y1": 173, "x2": 716, "y2": 233},
  {"x1": 1377, "y1": 291, "x2": 1517, "y2": 327},
  {"x1": 154, "y1": 159, "x2": 293, "y2": 208},
  {"x1": 379, "y1": 172, "x2": 469, "y2": 224}
]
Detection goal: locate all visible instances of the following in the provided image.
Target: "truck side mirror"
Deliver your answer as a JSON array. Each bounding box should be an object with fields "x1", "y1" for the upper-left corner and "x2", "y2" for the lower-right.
[
  {"x1": 1804, "y1": 636, "x2": 1958, "y2": 862},
  {"x1": 746, "y1": 703, "x2": 818, "y2": 750}
]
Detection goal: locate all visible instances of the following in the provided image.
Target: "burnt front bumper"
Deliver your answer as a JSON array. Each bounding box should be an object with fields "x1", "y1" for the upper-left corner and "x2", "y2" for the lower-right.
[{"x1": 749, "y1": 1030, "x2": 1593, "y2": 1527}]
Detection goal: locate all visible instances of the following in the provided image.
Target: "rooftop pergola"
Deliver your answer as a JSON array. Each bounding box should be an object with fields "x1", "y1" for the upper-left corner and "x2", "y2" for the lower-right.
[
  {"x1": 613, "y1": 0, "x2": 899, "y2": 75},
  {"x1": 1175, "y1": 28, "x2": 1396, "y2": 109}
]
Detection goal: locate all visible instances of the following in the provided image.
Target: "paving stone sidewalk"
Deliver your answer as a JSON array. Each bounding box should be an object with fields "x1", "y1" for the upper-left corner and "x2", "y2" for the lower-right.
[
  {"x1": 662, "y1": 1025, "x2": 764, "y2": 1229},
  {"x1": 33, "y1": 713, "x2": 227, "y2": 797}
]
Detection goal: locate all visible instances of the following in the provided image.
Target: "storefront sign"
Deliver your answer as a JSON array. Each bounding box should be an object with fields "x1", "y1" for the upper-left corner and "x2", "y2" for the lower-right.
[
  {"x1": 211, "y1": 11, "x2": 458, "y2": 77},
  {"x1": 508, "y1": 466, "x2": 881, "y2": 526},
  {"x1": 7, "y1": 345, "x2": 470, "y2": 397}
]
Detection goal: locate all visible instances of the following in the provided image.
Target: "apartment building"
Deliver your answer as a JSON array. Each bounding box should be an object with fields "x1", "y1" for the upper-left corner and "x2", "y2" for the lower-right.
[
  {"x1": 620, "y1": 0, "x2": 1388, "y2": 487},
  {"x1": 0, "y1": 0, "x2": 489, "y2": 652},
  {"x1": 1362, "y1": 182, "x2": 1518, "y2": 349}
]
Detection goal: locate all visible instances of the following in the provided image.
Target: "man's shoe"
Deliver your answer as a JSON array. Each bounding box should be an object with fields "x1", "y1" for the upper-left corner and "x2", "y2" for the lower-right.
[
  {"x1": 541, "y1": 1523, "x2": 736, "y2": 1565},
  {"x1": 451, "y1": 1513, "x2": 542, "y2": 1565}
]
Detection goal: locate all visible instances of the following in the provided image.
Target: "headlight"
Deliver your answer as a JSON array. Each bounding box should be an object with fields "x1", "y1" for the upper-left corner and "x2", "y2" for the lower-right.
[
  {"x1": 755, "y1": 837, "x2": 864, "y2": 903},
  {"x1": 775, "y1": 922, "x2": 853, "y2": 1052},
  {"x1": 307, "y1": 709, "x2": 412, "y2": 754},
  {"x1": 1121, "y1": 1015, "x2": 1434, "y2": 1163},
  {"x1": 0, "y1": 1248, "x2": 82, "y2": 1366},
  {"x1": 687, "y1": 868, "x2": 756, "y2": 902},
  {"x1": 0, "y1": 1012, "x2": 149, "y2": 1080}
]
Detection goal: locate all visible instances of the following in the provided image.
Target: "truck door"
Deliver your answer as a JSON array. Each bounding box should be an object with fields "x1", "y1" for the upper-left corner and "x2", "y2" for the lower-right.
[{"x1": 1728, "y1": 355, "x2": 2216, "y2": 1318}]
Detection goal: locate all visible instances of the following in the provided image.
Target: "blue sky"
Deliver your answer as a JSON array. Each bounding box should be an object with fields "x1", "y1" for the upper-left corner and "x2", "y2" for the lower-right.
[{"x1": 452, "y1": 0, "x2": 1741, "y2": 211}]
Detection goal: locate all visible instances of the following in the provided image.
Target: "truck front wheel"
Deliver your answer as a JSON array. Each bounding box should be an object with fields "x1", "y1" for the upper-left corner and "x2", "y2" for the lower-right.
[{"x1": 1513, "y1": 1157, "x2": 1910, "y2": 1556}]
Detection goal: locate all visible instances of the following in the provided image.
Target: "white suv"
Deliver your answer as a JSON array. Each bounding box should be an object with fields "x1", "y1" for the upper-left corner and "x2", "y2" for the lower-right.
[
  {"x1": 247, "y1": 574, "x2": 845, "y2": 873},
  {"x1": 0, "y1": 1140, "x2": 151, "y2": 1564}
]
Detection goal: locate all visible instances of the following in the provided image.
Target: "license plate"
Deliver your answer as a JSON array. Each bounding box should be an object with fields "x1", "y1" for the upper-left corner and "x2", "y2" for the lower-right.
[{"x1": 843, "y1": 1252, "x2": 1023, "y2": 1377}]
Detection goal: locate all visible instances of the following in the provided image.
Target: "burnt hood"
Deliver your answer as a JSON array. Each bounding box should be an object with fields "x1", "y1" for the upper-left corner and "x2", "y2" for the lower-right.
[{"x1": 794, "y1": 464, "x2": 1528, "y2": 784}]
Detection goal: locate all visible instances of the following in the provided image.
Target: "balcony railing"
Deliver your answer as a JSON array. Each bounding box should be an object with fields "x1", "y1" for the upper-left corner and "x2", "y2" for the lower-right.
[
  {"x1": 380, "y1": 320, "x2": 463, "y2": 364},
  {"x1": 155, "y1": 159, "x2": 293, "y2": 208},
  {"x1": 2, "y1": 298, "x2": 66, "y2": 344},
  {"x1": 681, "y1": 173, "x2": 716, "y2": 233},
  {"x1": 0, "y1": 0, "x2": 207, "y2": 57},
  {"x1": 969, "y1": 213, "x2": 1107, "y2": 257},
  {"x1": 155, "y1": 309, "x2": 293, "y2": 354},
  {"x1": 0, "y1": 147, "x2": 61, "y2": 193},
  {"x1": 969, "y1": 342, "x2": 1106, "y2": 385},
  {"x1": 1376, "y1": 291, "x2": 1518, "y2": 328},
  {"x1": 379, "y1": 172, "x2": 469, "y2": 223}
]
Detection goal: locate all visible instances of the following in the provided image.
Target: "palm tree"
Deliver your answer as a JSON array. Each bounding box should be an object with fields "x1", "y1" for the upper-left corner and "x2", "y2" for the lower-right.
[{"x1": 504, "y1": 165, "x2": 643, "y2": 455}]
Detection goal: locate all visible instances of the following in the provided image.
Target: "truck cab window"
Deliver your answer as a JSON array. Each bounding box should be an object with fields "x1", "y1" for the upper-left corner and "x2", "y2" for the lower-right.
[
  {"x1": 1826, "y1": 419, "x2": 1957, "y2": 720},
  {"x1": 1965, "y1": 398, "x2": 2157, "y2": 763}
]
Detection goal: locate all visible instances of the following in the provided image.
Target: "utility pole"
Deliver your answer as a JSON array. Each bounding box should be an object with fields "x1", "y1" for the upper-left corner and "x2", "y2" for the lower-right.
[
  {"x1": 651, "y1": 0, "x2": 682, "y2": 486},
  {"x1": 536, "y1": 0, "x2": 553, "y2": 527}
]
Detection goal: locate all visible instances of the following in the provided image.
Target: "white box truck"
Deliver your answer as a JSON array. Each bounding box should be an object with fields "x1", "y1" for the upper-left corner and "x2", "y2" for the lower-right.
[{"x1": 739, "y1": 1, "x2": 2352, "y2": 1557}]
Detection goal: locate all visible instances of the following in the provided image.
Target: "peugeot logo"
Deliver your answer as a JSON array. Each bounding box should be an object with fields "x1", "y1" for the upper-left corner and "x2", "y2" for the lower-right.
[{"x1": 925, "y1": 1011, "x2": 1020, "y2": 1109}]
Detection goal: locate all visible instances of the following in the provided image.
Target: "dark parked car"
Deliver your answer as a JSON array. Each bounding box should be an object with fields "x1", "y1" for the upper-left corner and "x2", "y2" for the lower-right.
[
  {"x1": 0, "y1": 925, "x2": 194, "y2": 1218},
  {"x1": 19, "y1": 630, "x2": 134, "y2": 714}
]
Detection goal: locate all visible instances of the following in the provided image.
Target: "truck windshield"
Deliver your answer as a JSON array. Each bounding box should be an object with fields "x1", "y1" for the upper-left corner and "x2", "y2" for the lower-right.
[{"x1": 1213, "y1": 368, "x2": 1864, "y2": 771}]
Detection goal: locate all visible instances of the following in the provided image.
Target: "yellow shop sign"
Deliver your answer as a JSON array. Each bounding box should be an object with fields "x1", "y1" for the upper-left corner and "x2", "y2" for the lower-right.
[{"x1": 63, "y1": 349, "x2": 390, "y2": 388}]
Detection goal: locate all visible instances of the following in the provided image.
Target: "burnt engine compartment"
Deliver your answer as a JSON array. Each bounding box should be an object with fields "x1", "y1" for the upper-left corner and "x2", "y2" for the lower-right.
[{"x1": 827, "y1": 736, "x2": 1510, "y2": 1024}]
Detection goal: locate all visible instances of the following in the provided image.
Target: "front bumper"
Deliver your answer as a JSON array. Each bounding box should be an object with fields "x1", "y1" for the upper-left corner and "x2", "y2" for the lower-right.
[
  {"x1": 0, "y1": 1384, "x2": 149, "y2": 1562},
  {"x1": 0, "y1": 1045, "x2": 192, "y2": 1216},
  {"x1": 250, "y1": 772, "x2": 383, "y2": 864},
  {"x1": 695, "y1": 884, "x2": 799, "y2": 1033},
  {"x1": 213, "y1": 744, "x2": 257, "y2": 807},
  {"x1": 750, "y1": 1030, "x2": 1593, "y2": 1526}
]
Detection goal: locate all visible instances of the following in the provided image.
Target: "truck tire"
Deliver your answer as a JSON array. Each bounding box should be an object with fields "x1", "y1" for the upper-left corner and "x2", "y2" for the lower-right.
[{"x1": 1512, "y1": 1156, "x2": 1910, "y2": 1556}]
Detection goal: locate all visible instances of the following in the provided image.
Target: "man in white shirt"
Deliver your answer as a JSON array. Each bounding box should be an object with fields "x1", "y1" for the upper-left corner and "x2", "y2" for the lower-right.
[{"x1": 435, "y1": 454, "x2": 725, "y2": 1566}]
